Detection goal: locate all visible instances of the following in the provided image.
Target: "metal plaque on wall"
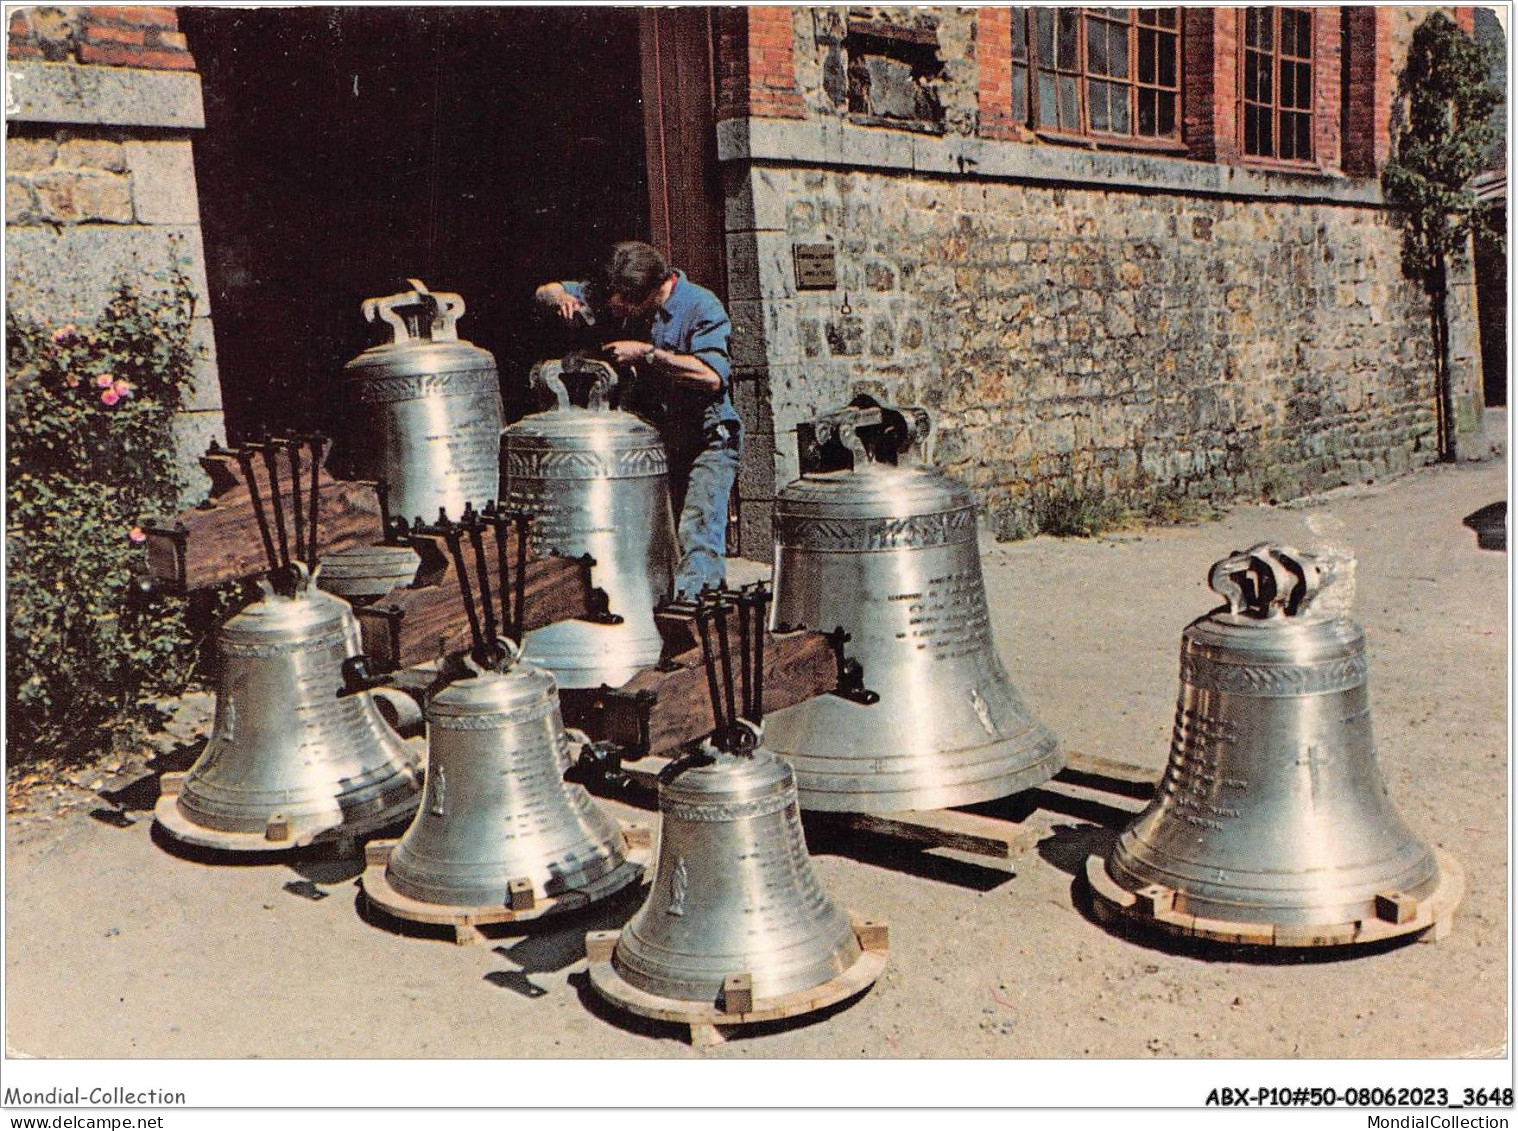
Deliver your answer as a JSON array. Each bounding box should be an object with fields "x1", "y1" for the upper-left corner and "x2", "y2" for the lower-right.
[{"x1": 793, "y1": 244, "x2": 838, "y2": 290}]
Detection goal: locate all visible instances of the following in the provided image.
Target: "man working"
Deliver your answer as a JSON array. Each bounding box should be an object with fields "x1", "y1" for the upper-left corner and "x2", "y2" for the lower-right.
[{"x1": 535, "y1": 241, "x2": 741, "y2": 600}]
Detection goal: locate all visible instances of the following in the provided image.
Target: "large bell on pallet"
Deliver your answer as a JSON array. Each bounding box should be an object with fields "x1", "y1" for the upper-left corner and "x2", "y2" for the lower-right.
[
  {"x1": 155, "y1": 437, "x2": 424, "y2": 852},
  {"x1": 499, "y1": 356, "x2": 676, "y2": 689},
  {"x1": 155, "y1": 565, "x2": 424, "y2": 850},
  {"x1": 1086, "y1": 543, "x2": 1464, "y2": 947},
  {"x1": 762, "y1": 396, "x2": 1060, "y2": 813},
  {"x1": 587, "y1": 594, "x2": 886, "y2": 1044},
  {"x1": 359, "y1": 513, "x2": 645, "y2": 941}
]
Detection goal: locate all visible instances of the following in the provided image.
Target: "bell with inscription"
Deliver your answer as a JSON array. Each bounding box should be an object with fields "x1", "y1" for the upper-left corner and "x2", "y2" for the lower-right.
[
  {"x1": 586, "y1": 592, "x2": 886, "y2": 1040},
  {"x1": 499, "y1": 357, "x2": 676, "y2": 689},
  {"x1": 155, "y1": 565, "x2": 424, "y2": 852},
  {"x1": 358, "y1": 515, "x2": 645, "y2": 939},
  {"x1": 342, "y1": 280, "x2": 503, "y2": 524},
  {"x1": 762, "y1": 396, "x2": 1060, "y2": 812},
  {"x1": 1086, "y1": 544, "x2": 1464, "y2": 947},
  {"x1": 362, "y1": 642, "x2": 646, "y2": 929}
]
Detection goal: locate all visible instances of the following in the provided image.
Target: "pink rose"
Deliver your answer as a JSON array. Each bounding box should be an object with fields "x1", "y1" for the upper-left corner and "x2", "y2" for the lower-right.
[
  {"x1": 101, "y1": 389, "x2": 120, "y2": 406},
  {"x1": 95, "y1": 374, "x2": 114, "y2": 389},
  {"x1": 51, "y1": 324, "x2": 78, "y2": 344},
  {"x1": 128, "y1": 527, "x2": 147, "y2": 545},
  {"x1": 112, "y1": 379, "x2": 132, "y2": 398},
  {"x1": 64, "y1": 374, "x2": 79, "y2": 387}
]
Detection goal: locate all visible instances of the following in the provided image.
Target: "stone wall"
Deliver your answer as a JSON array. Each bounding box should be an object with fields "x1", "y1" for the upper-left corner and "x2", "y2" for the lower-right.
[
  {"x1": 719, "y1": 6, "x2": 1487, "y2": 549},
  {"x1": 6, "y1": 6, "x2": 221, "y2": 502}
]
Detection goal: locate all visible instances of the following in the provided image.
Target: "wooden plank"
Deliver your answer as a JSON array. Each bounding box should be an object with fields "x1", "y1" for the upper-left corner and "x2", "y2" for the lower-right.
[
  {"x1": 142, "y1": 468, "x2": 386, "y2": 592},
  {"x1": 600, "y1": 630, "x2": 838, "y2": 755},
  {"x1": 812, "y1": 808, "x2": 1025, "y2": 860},
  {"x1": 1056, "y1": 749, "x2": 1159, "y2": 800},
  {"x1": 355, "y1": 553, "x2": 597, "y2": 672}
]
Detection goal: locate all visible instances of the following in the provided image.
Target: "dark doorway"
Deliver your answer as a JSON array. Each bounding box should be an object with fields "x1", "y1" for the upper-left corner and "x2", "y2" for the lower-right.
[{"x1": 181, "y1": 7, "x2": 649, "y2": 450}]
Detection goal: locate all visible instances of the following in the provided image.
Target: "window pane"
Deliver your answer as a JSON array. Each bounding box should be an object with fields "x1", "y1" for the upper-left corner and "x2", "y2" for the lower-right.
[
  {"x1": 1011, "y1": 8, "x2": 1028, "y2": 61},
  {"x1": 1057, "y1": 8, "x2": 1079, "y2": 66},
  {"x1": 1037, "y1": 8, "x2": 1055, "y2": 65},
  {"x1": 1138, "y1": 86, "x2": 1156, "y2": 134},
  {"x1": 1295, "y1": 10, "x2": 1312, "y2": 55},
  {"x1": 1280, "y1": 60, "x2": 1296, "y2": 108},
  {"x1": 1108, "y1": 8, "x2": 1132, "y2": 18},
  {"x1": 1059, "y1": 73, "x2": 1079, "y2": 127},
  {"x1": 1038, "y1": 71, "x2": 1058, "y2": 126},
  {"x1": 1280, "y1": 113, "x2": 1296, "y2": 159},
  {"x1": 1138, "y1": 26, "x2": 1156, "y2": 83},
  {"x1": 1158, "y1": 8, "x2": 1177, "y2": 29},
  {"x1": 1110, "y1": 84, "x2": 1131, "y2": 133},
  {"x1": 1157, "y1": 91, "x2": 1175, "y2": 134},
  {"x1": 1296, "y1": 112, "x2": 1312, "y2": 158},
  {"x1": 1296, "y1": 60, "x2": 1311, "y2": 108},
  {"x1": 1088, "y1": 16, "x2": 1108, "y2": 75},
  {"x1": 1157, "y1": 30, "x2": 1175, "y2": 86},
  {"x1": 1257, "y1": 8, "x2": 1273, "y2": 51},
  {"x1": 1245, "y1": 7, "x2": 1260, "y2": 47},
  {"x1": 1012, "y1": 62, "x2": 1028, "y2": 121},
  {"x1": 1110, "y1": 20, "x2": 1129, "y2": 77},
  {"x1": 1245, "y1": 104, "x2": 1259, "y2": 154},
  {"x1": 1281, "y1": 8, "x2": 1296, "y2": 55},
  {"x1": 1090, "y1": 79, "x2": 1110, "y2": 131},
  {"x1": 1245, "y1": 52, "x2": 1259, "y2": 102},
  {"x1": 1259, "y1": 109, "x2": 1273, "y2": 154},
  {"x1": 1259, "y1": 56, "x2": 1272, "y2": 103}
]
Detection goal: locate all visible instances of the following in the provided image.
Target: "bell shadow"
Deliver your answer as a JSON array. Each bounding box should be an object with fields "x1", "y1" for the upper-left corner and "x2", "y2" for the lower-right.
[
  {"x1": 1068, "y1": 864, "x2": 1428, "y2": 966},
  {"x1": 1021, "y1": 786, "x2": 1143, "y2": 831},
  {"x1": 801, "y1": 817, "x2": 1015, "y2": 892},
  {"x1": 1462, "y1": 500, "x2": 1507, "y2": 551},
  {"x1": 490, "y1": 881, "x2": 647, "y2": 973},
  {"x1": 1035, "y1": 821, "x2": 1118, "y2": 878},
  {"x1": 566, "y1": 969, "x2": 876, "y2": 1047},
  {"x1": 148, "y1": 818, "x2": 296, "y2": 868}
]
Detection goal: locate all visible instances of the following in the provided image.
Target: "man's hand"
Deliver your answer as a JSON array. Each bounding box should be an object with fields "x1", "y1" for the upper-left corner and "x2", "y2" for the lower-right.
[
  {"x1": 535, "y1": 282, "x2": 585, "y2": 322},
  {"x1": 603, "y1": 340, "x2": 653, "y2": 366}
]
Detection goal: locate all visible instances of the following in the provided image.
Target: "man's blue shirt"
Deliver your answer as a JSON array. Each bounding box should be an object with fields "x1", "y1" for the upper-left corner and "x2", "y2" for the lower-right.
[{"x1": 562, "y1": 271, "x2": 740, "y2": 436}]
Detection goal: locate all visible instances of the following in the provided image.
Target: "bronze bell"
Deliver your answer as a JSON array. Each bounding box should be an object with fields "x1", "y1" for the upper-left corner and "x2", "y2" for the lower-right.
[
  {"x1": 359, "y1": 514, "x2": 646, "y2": 938},
  {"x1": 763, "y1": 396, "x2": 1060, "y2": 812},
  {"x1": 1087, "y1": 544, "x2": 1465, "y2": 947},
  {"x1": 155, "y1": 565, "x2": 424, "y2": 852},
  {"x1": 586, "y1": 594, "x2": 887, "y2": 1041}
]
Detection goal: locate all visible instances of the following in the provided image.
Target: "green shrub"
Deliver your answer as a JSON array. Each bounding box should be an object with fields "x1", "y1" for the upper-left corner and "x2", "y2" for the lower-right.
[{"x1": 6, "y1": 276, "x2": 204, "y2": 768}]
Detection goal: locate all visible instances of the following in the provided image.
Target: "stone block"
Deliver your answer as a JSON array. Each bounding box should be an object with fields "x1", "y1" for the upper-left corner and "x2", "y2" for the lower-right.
[
  {"x1": 6, "y1": 136, "x2": 57, "y2": 171},
  {"x1": 184, "y1": 316, "x2": 223, "y2": 413},
  {"x1": 32, "y1": 169, "x2": 132, "y2": 223},
  {"x1": 122, "y1": 138, "x2": 199, "y2": 224},
  {"x1": 6, "y1": 176, "x2": 39, "y2": 224},
  {"x1": 5, "y1": 223, "x2": 212, "y2": 325},
  {"x1": 171, "y1": 409, "x2": 226, "y2": 507},
  {"x1": 57, "y1": 137, "x2": 127, "y2": 173},
  {"x1": 5, "y1": 61, "x2": 205, "y2": 129}
]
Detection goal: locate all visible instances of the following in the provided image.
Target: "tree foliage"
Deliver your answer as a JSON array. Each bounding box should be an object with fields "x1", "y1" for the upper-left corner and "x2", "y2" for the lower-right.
[{"x1": 1382, "y1": 11, "x2": 1503, "y2": 293}]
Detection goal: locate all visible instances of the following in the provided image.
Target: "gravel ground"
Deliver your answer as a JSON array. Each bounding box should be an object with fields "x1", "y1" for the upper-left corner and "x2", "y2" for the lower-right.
[{"x1": 4, "y1": 425, "x2": 1506, "y2": 1077}]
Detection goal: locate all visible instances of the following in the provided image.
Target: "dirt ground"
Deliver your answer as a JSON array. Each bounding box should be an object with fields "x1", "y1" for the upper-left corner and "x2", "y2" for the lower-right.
[{"x1": 4, "y1": 420, "x2": 1507, "y2": 1071}]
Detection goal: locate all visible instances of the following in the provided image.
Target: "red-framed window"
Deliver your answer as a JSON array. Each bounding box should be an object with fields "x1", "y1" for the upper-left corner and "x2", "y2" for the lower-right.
[{"x1": 1241, "y1": 7, "x2": 1315, "y2": 162}]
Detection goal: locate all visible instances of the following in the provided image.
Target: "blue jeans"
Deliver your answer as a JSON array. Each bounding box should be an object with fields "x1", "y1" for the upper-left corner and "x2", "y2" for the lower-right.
[{"x1": 672, "y1": 423, "x2": 741, "y2": 599}]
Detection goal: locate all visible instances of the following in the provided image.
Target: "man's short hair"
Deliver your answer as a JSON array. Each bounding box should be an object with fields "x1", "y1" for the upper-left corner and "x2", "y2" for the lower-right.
[{"x1": 589, "y1": 241, "x2": 670, "y2": 307}]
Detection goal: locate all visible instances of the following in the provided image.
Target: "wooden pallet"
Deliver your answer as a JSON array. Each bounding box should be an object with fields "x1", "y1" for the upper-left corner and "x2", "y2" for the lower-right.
[
  {"x1": 1083, "y1": 846, "x2": 1466, "y2": 948},
  {"x1": 360, "y1": 824, "x2": 653, "y2": 945},
  {"x1": 152, "y1": 754, "x2": 423, "y2": 856},
  {"x1": 585, "y1": 915, "x2": 889, "y2": 1046},
  {"x1": 602, "y1": 748, "x2": 1154, "y2": 861}
]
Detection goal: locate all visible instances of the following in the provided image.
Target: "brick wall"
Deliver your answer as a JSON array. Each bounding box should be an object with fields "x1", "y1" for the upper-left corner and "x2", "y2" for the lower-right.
[
  {"x1": 6, "y1": 5, "x2": 221, "y2": 502},
  {"x1": 716, "y1": 8, "x2": 805, "y2": 122},
  {"x1": 8, "y1": 6, "x2": 195, "y2": 69}
]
